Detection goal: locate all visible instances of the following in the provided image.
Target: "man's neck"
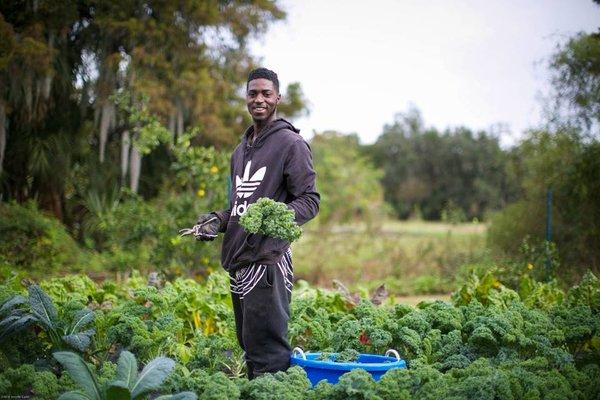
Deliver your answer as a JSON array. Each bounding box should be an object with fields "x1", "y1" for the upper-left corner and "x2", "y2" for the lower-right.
[{"x1": 250, "y1": 114, "x2": 276, "y2": 144}]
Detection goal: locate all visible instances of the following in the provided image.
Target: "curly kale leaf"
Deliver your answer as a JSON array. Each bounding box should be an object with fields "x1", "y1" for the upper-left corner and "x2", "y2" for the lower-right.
[
  {"x1": 289, "y1": 299, "x2": 334, "y2": 351},
  {"x1": 337, "y1": 348, "x2": 360, "y2": 362},
  {"x1": 331, "y1": 317, "x2": 392, "y2": 353},
  {"x1": 418, "y1": 300, "x2": 463, "y2": 333},
  {"x1": 199, "y1": 372, "x2": 240, "y2": 400},
  {"x1": 239, "y1": 198, "x2": 302, "y2": 242},
  {"x1": 318, "y1": 349, "x2": 360, "y2": 363},
  {"x1": 240, "y1": 366, "x2": 310, "y2": 400},
  {"x1": 0, "y1": 364, "x2": 61, "y2": 400},
  {"x1": 566, "y1": 270, "x2": 600, "y2": 313},
  {"x1": 374, "y1": 368, "x2": 413, "y2": 400},
  {"x1": 162, "y1": 364, "x2": 210, "y2": 394},
  {"x1": 327, "y1": 369, "x2": 379, "y2": 400}
]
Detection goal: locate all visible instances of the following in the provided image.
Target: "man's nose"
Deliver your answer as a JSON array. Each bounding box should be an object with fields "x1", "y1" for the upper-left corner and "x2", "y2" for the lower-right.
[{"x1": 254, "y1": 94, "x2": 264, "y2": 103}]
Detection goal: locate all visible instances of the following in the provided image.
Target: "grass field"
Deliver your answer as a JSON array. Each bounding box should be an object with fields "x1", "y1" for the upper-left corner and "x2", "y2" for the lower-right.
[{"x1": 291, "y1": 220, "x2": 489, "y2": 295}]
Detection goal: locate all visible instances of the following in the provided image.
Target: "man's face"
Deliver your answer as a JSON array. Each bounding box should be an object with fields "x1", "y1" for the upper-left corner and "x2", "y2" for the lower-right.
[{"x1": 246, "y1": 78, "x2": 280, "y2": 123}]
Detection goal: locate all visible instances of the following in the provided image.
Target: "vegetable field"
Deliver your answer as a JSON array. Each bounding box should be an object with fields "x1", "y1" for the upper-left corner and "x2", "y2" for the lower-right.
[{"x1": 1, "y1": 268, "x2": 599, "y2": 399}]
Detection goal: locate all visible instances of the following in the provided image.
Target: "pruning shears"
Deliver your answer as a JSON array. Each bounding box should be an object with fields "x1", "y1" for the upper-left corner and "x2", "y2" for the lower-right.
[{"x1": 178, "y1": 216, "x2": 218, "y2": 239}]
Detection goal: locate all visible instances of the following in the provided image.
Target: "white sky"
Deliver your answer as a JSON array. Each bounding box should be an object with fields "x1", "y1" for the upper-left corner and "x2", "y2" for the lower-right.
[{"x1": 251, "y1": 0, "x2": 600, "y2": 146}]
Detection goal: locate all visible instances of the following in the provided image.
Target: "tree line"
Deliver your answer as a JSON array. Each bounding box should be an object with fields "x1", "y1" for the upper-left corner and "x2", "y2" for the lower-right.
[
  {"x1": 0, "y1": 1, "x2": 307, "y2": 223},
  {"x1": 311, "y1": 21, "x2": 599, "y2": 274}
]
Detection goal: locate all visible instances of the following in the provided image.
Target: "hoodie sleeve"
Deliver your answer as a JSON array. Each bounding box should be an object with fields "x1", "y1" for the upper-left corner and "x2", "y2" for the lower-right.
[
  {"x1": 212, "y1": 209, "x2": 230, "y2": 232},
  {"x1": 284, "y1": 139, "x2": 320, "y2": 225}
]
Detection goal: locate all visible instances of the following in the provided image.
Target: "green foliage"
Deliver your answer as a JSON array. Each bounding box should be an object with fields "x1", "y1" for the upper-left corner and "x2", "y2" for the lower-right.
[
  {"x1": 169, "y1": 131, "x2": 229, "y2": 200},
  {"x1": 54, "y1": 350, "x2": 196, "y2": 400},
  {"x1": 0, "y1": 284, "x2": 95, "y2": 353},
  {"x1": 550, "y1": 31, "x2": 600, "y2": 132},
  {"x1": 325, "y1": 369, "x2": 379, "y2": 400},
  {"x1": 240, "y1": 366, "x2": 310, "y2": 400},
  {"x1": 566, "y1": 270, "x2": 600, "y2": 312},
  {"x1": 92, "y1": 271, "x2": 235, "y2": 364},
  {"x1": 0, "y1": 0, "x2": 287, "y2": 224},
  {"x1": 112, "y1": 91, "x2": 172, "y2": 155},
  {"x1": 0, "y1": 201, "x2": 88, "y2": 274},
  {"x1": 1, "y1": 269, "x2": 600, "y2": 399},
  {"x1": 293, "y1": 220, "x2": 488, "y2": 294},
  {"x1": 0, "y1": 364, "x2": 61, "y2": 400},
  {"x1": 488, "y1": 131, "x2": 600, "y2": 276},
  {"x1": 310, "y1": 131, "x2": 386, "y2": 226},
  {"x1": 87, "y1": 190, "x2": 224, "y2": 275},
  {"x1": 277, "y1": 82, "x2": 310, "y2": 120},
  {"x1": 336, "y1": 348, "x2": 361, "y2": 363},
  {"x1": 452, "y1": 270, "x2": 519, "y2": 308},
  {"x1": 197, "y1": 371, "x2": 240, "y2": 400},
  {"x1": 317, "y1": 348, "x2": 360, "y2": 363},
  {"x1": 239, "y1": 198, "x2": 302, "y2": 242},
  {"x1": 161, "y1": 365, "x2": 210, "y2": 395},
  {"x1": 368, "y1": 106, "x2": 516, "y2": 220},
  {"x1": 440, "y1": 200, "x2": 467, "y2": 224}
]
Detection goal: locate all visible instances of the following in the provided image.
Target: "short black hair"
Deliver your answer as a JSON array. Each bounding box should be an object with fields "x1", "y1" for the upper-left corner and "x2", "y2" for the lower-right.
[{"x1": 247, "y1": 68, "x2": 279, "y2": 93}]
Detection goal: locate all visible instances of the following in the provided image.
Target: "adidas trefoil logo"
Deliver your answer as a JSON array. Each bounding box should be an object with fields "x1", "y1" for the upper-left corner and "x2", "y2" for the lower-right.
[
  {"x1": 231, "y1": 161, "x2": 267, "y2": 217},
  {"x1": 235, "y1": 160, "x2": 266, "y2": 199}
]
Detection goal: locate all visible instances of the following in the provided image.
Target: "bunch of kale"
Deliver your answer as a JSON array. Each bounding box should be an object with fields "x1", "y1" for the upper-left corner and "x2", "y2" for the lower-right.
[{"x1": 239, "y1": 198, "x2": 302, "y2": 243}]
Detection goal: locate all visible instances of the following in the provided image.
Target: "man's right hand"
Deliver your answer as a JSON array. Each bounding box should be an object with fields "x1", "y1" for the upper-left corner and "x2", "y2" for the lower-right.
[{"x1": 195, "y1": 213, "x2": 221, "y2": 241}]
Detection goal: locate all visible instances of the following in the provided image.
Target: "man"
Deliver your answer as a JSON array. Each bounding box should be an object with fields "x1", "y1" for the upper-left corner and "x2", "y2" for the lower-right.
[{"x1": 195, "y1": 68, "x2": 320, "y2": 378}]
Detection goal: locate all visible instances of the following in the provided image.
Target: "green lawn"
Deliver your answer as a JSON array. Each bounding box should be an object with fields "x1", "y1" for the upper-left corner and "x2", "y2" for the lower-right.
[{"x1": 291, "y1": 220, "x2": 489, "y2": 295}]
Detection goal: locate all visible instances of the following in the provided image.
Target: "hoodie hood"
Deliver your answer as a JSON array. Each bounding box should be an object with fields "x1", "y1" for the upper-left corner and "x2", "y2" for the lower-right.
[{"x1": 242, "y1": 118, "x2": 300, "y2": 148}]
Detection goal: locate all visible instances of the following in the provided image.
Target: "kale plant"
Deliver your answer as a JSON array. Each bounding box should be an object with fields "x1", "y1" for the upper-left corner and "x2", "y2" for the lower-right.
[
  {"x1": 317, "y1": 349, "x2": 360, "y2": 363},
  {"x1": 0, "y1": 284, "x2": 95, "y2": 352},
  {"x1": 53, "y1": 350, "x2": 196, "y2": 400},
  {"x1": 0, "y1": 364, "x2": 62, "y2": 400},
  {"x1": 239, "y1": 198, "x2": 302, "y2": 242}
]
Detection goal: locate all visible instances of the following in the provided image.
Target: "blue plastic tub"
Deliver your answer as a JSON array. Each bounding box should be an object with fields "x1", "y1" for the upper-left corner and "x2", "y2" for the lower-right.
[{"x1": 290, "y1": 348, "x2": 407, "y2": 386}]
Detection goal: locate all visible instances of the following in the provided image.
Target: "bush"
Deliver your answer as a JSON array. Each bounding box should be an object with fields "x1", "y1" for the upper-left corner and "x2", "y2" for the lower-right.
[
  {"x1": 488, "y1": 132, "x2": 600, "y2": 280},
  {"x1": 85, "y1": 190, "x2": 223, "y2": 276},
  {"x1": 0, "y1": 201, "x2": 88, "y2": 275}
]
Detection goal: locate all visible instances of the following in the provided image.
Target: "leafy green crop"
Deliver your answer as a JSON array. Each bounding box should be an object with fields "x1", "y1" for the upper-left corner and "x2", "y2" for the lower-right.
[
  {"x1": 239, "y1": 198, "x2": 302, "y2": 242},
  {"x1": 317, "y1": 349, "x2": 360, "y2": 363},
  {"x1": 0, "y1": 284, "x2": 95, "y2": 352},
  {"x1": 54, "y1": 350, "x2": 197, "y2": 400},
  {"x1": 1, "y1": 269, "x2": 599, "y2": 399},
  {"x1": 0, "y1": 364, "x2": 62, "y2": 400},
  {"x1": 240, "y1": 366, "x2": 310, "y2": 400}
]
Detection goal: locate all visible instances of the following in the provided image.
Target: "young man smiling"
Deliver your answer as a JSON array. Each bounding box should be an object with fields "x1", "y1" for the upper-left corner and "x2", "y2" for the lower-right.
[{"x1": 195, "y1": 68, "x2": 320, "y2": 378}]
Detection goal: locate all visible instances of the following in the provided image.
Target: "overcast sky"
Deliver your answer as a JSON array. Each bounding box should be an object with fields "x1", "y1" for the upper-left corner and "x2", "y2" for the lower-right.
[{"x1": 251, "y1": 0, "x2": 600, "y2": 146}]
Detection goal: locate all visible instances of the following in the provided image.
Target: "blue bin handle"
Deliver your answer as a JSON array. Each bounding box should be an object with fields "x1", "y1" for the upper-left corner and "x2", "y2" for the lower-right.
[
  {"x1": 292, "y1": 347, "x2": 306, "y2": 360},
  {"x1": 385, "y1": 349, "x2": 401, "y2": 361}
]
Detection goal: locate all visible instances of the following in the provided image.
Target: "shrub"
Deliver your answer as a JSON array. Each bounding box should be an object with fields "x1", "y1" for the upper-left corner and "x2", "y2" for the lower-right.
[{"x1": 0, "y1": 201, "x2": 87, "y2": 274}]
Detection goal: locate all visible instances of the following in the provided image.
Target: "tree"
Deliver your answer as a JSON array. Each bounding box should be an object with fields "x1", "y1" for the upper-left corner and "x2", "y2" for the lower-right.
[
  {"x1": 549, "y1": 30, "x2": 600, "y2": 135},
  {"x1": 368, "y1": 107, "x2": 514, "y2": 220},
  {"x1": 488, "y1": 129, "x2": 600, "y2": 275},
  {"x1": 0, "y1": 1, "x2": 288, "y2": 224},
  {"x1": 278, "y1": 82, "x2": 310, "y2": 120},
  {"x1": 310, "y1": 131, "x2": 385, "y2": 227}
]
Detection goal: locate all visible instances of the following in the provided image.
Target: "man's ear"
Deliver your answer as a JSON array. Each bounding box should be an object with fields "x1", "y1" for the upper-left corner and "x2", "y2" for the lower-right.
[{"x1": 276, "y1": 93, "x2": 281, "y2": 104}]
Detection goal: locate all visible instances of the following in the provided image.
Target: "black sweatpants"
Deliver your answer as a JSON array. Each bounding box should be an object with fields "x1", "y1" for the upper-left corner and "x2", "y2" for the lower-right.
[{"x1": 229, "y1": 248, "x2": 293, "y2": 379}]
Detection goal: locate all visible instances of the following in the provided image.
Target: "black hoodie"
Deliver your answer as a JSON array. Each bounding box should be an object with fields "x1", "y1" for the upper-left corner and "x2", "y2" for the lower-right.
[{"x1": 213, "y1": 119, "x2": 320, "y2": 272}]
